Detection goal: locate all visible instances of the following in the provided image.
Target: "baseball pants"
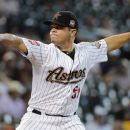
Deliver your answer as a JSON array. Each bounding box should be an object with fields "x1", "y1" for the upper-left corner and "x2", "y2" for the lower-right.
[{"x1": 16, "y1": 111, "x2": 85, "y2": 130}]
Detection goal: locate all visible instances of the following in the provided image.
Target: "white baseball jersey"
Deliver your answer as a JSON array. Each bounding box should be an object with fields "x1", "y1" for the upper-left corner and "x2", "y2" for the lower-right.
[
  {"x1": 22, "y1": 38, "x2": 107, "y2": 115},
  {"x1": 16, "y1": 38, "x2": 108, "y2": 130}
]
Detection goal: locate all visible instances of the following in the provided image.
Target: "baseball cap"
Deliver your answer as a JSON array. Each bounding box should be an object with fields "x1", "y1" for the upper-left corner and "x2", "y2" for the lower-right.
[{"x1": 44, "y1": 11, "x2": 79, "y2": 30}]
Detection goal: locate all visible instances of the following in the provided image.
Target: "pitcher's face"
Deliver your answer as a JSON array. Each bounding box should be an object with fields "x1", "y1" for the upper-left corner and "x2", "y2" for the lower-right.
[{"x1": 50, "y1": 24, "x2": 76, "y2": 46}]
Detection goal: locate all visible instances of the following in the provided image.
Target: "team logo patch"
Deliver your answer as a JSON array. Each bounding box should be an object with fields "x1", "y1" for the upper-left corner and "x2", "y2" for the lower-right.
[
  {"x1": 52, "y1": 12, "x2": 61, "y2": 20},
  {"x1": 69, "y1": 20, "x2": 75, "y2": 27},
  {"x1": 91, "y1": 41, "x2": 101, "y2": 49},
  {"x1": 28, "y1": 40, "x2": 40, "y2": 46}
]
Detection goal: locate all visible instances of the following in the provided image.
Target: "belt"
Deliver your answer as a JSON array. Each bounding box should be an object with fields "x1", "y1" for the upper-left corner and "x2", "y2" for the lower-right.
[{"x1": 32, "y1": 109, "x2": 76, "y2": 117}]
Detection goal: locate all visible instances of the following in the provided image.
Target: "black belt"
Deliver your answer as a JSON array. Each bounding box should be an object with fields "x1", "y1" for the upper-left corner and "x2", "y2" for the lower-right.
[{"x1": 32, "y1": 109, "x2": 76, "y2": 117}]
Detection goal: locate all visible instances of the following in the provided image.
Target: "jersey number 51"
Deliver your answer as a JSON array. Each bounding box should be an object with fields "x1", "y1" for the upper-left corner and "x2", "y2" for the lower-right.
[{"x1": 71, "y1": 86, "x2": 80, "y2": 99}]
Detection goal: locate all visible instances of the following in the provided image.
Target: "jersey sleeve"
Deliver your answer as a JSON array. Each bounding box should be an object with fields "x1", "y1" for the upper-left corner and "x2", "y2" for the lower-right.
[
  {"x1": 84, "y1": 39, "x2": 108, "y2": 69},
  {"x1": 21, "y1": 38, "x2": 49, "y2": 65}
]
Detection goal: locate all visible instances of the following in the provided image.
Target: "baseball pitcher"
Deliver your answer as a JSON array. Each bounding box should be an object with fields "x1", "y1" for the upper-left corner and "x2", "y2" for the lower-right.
[{"x1": 0, "y1": 11, "x2": 130, "y2": 130}]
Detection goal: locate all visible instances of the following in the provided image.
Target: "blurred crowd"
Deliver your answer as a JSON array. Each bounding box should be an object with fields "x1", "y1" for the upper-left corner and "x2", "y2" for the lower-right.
[{"x1": 0, "y1": 0, "x2": 130, "y2": 130}]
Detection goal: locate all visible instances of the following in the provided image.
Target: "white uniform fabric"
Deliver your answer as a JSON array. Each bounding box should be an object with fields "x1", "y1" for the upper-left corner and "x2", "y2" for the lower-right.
[
  {"x1": 16, "y1": 38, "x2": 108, "y2": 130},
  {"x1": 16, "y1": 111, "x2": 85, "y2": 130}
]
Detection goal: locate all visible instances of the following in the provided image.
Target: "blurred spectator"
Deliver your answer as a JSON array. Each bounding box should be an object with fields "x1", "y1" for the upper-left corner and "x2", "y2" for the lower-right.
[
  {"x1": 79, "y1": 15, "x2": 99, "y2": 41},
  {"x1": 0, "y1": 82, "x2": 8, "y2": 96},
  {"x1": 97, "y1": 16, "x2": 117, "y2": 37},
  {"x1": 85, "y1": 106, "x2": 112, "y2": 130},
  {"x1": 0, "y1": 114, "x2": 15, "y2": 130},
  {"x1": 0, "y1": 74, "x2": 26, "y2": 120},
  {"x1": 112, "y1": 121, "x2": 123, "y2": 130},
  {"x1": 0, "y1": 0, "x2": 19, "y2": 16},
  {"x1": 122, "y1": 120, "x2": 130, "y2": 130},
  {"x1": 122, "y1": 106, "x2": 130, "y2": 130}
]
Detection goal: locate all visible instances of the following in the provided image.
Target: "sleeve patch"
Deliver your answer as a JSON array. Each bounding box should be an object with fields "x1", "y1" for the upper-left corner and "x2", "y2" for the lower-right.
[
  {"x1": 28, "y1": 39, "x2": 40, "y2": 46},
  {"x1": 91, "y1": 41, "x2": 101, "y2": 49}
]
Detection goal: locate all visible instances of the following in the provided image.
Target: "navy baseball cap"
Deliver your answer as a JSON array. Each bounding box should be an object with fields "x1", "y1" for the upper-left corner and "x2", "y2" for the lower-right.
[{"x1": 44, "y1": 11, "x2": 79, "y2": 30}]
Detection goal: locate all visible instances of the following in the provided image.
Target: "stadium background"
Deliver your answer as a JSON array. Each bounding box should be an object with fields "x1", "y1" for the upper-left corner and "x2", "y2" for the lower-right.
[{"x1": 0, "y1": 0, "x2": 130, "y2": 130}]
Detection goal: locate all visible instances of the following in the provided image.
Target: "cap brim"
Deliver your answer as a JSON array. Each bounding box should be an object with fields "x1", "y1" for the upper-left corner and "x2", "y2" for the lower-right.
[{"x1": 43, "y1": 20, "x2": 66, "y2": 27}]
